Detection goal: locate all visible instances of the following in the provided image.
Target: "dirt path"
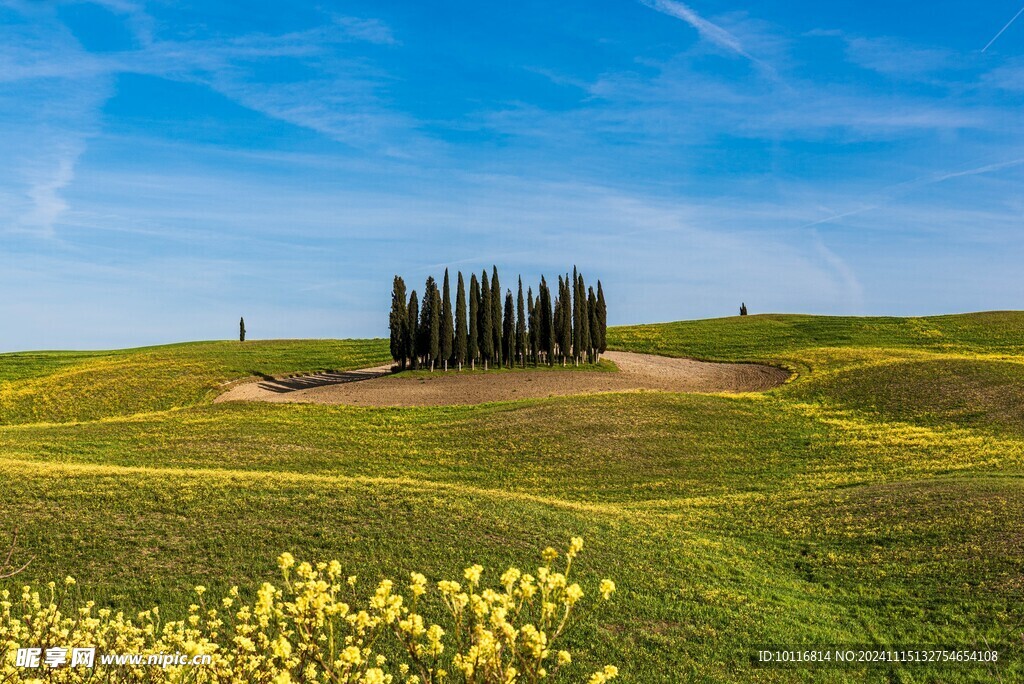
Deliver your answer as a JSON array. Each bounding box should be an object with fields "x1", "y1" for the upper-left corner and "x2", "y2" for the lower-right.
[{"x1": 214, "y1": 352, "x2": 789, "y2": 407}]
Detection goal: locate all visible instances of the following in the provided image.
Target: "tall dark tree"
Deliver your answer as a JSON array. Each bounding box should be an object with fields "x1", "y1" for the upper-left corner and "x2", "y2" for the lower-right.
[
  {"x1": 596, "y1": 280, "x2": 607, "y2": 354},
  {"x1": 239, "y1": 317, "x2": 246, "y2": 343},
  {"x1": 502, "y1": 290, "x2": 514, "y2": 366},
  {"x1": 572, "y1": 268, "x2": 584, "y2": 365},
  {"x1": 468, "y1": 274, "x2": 480, "y2": 370},
  {"x1": 428, "y1": 283, "x2": 441, "y2": 371},
  {"x1": 441, "y1": 269, "x2": 454, "y2": 371},
  {"x1": 407, "y1": 291, "x2": 419, "y2": 369},
  {"x1": 578, "y1": 273, "x2": 590, "y2": 365},
  {"x1": 389, "y1": 276, "x2": 408, "y2": 367},
  {"x1": 528, "y1": 287, "x2": 538, "y2": 365},
  {"x1": 455, "y1": 272, "x2": 468, "y2": 371},
  {"x1": 418, "y1": 277, "x2": 438, "y2": 370},
  {"x1": 553, "y1": 276, "x2": 565, "y2": 364},
  {"x1": 588, "y1": 286, "x2": 599, "y2": 363},
  {"x1": 557, "y1": 275, "x2": 572, "y2": 365},
  {"x1": 740, "y1": 302, "x2": 748, "y2": 316},
  {"x1": 515, "y1": 278, "x2": 526, "y2": 367},
  {"x1": 480, "y1": 271, "x2": 494, "y2": 370},
  {"x1": 539, "y1": 276, "x2": 554, "y2": 365},
  {"x1": 491, "y1": 266, "x2": 502, "y2": 367}
]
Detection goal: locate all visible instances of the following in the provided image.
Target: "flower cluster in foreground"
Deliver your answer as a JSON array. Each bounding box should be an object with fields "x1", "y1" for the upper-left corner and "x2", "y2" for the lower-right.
[{"x1": 1, "y1": 538, "x2": 616, "y2": 683}]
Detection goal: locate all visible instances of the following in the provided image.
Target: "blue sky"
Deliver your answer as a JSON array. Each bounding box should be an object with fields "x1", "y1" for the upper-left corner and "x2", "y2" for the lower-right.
[{"x1": 2, "y1": 0, "x2": 1024, "y2": 350}]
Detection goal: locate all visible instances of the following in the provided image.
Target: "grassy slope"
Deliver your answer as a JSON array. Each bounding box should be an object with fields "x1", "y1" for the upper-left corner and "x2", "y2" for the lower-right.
[{"x1": 1, "y1": 314, "x2": 1023, "y2": 682}]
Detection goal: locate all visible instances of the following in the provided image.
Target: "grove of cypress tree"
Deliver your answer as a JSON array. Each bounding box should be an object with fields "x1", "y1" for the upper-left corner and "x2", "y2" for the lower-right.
[
  {"x1": 596, "y1": 280, "x2": 607, "y2": 353},
  {"x1": 480, "y1": 271, "x2": 493, "y2": 370},
  {"x1": 503, "y1": 290, "x2": 514, "y2": 366},
  {"x1": 588, "y1": 285, "x2": 599, "y2": 363},
  {"x1": 455, "y1": 272, "x2": 467, "y2": 371},
  {"x1": 407, "y1": 291, "x2": 419, "y2": 369},
  {"x1": 441, "y1": 269, "x2": 454, "y2": 371},
  {"x1": 491, "y1": 266, "x2": 502, "y2": 367},
  {"x1": 468, "y1": 274, "x2": 480, "y2": 370},
  {"x1": 389, "y1": 276, "x2": 408, "y2": 367},
  {"x1": 515, "y1": 278, "x2": 526, "y2": 367},
  {"x1": 578, "y1": 273, "x2": 590, "y2": 365},
  {"x1": 239, "y1": 317, "x2": 246, "y2": 343},
  {"x1": 429, "y1": 284, "x2": 441, "y2": 371}
]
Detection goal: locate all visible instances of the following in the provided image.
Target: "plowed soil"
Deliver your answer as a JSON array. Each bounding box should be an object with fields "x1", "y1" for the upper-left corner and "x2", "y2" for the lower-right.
[{"x1": 214, "y1": 351, "x2": 789, "y2": 407}]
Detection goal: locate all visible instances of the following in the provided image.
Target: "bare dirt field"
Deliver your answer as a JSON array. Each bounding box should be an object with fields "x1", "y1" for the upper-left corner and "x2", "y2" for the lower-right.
[{"x1": 214, "y1": 351, "x2": 789, "y2": 407}]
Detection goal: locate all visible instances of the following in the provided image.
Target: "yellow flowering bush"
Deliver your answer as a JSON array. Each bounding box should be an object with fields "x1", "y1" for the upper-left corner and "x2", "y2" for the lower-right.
[{"x1": 1, "y1": 538, "x2": 617, "y2": 683}]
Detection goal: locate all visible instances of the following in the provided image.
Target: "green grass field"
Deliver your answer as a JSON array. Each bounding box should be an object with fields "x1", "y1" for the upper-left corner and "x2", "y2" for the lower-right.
[{"x1": 2, "y1": 313, "x2": 1023, "y2": 682}]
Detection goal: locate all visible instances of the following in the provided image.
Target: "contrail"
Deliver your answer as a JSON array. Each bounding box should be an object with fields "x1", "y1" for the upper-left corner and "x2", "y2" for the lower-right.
[{"x1": 983, "y1": 3, "x2": 1024, "y2": 52}]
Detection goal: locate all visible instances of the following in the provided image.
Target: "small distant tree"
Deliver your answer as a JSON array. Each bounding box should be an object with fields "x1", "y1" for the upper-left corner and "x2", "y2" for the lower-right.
[
  {"x1": 239, "y1": 317, "x2": 246, "y2": 343},
  {"x1": 516, "y1": 278, "x2": 526, "y2": 367},
  {"x1": 469, "y1": 274, "x2": 480, "y2": 370},
  {"x1": 407, "y1": 291, "x2": 419, "y2": 369},
  {"x1": 480, "y1": 271, "x2": 494, "y2": 370},
  {"x1": 740, "y1": 302, "x2": 748, "y2": 316},
  {"x1": 441, "y1": 269, "x2": 454, "y2": 371},
  {"x1": 389, "y1": 276, "x2": 408, "y2": 368},
  {"x1": 503, "y1": 290, "x2": 514, "y2": 366},
  {"x1": 455, "y1": 272, "x2": 468, "y2": 371},
  {"x1": 596, "y1": 280, "x2": 607, "y2": 354},
  {"x1": 491, "y1": 266, "x2": 502, "y2": 367}
]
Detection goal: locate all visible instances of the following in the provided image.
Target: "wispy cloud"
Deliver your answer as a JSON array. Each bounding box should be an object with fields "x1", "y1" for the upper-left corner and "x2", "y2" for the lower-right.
[
  {"x1": 638, "y1": 0, "x2": 751, "y2": 59},
  {"x1": 983, "y1": 3, "x2": 1024, "y2": 52}
]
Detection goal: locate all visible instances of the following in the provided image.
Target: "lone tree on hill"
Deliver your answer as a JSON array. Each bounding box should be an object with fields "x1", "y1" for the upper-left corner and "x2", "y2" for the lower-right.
[
  {"x1": 740, "y1": 303, "x2": 748, "y2": 316},
  {"x1": 468, "y1": 274, "x2": 480, "y2": 369},
  {"x1": 455, "y1": 272, "x2": 468, "y2": 371},
  {"x1": 389, "y1": 276, "x2": 408, "y2": 368},
  {"x1": 441, "y1": 269, "x2": 454, "y2": 371},
  {"x1": 406, "y1": 291, "x2": 419, "y2": 369},
  {"x1": 239, "y1": 317, "x2": 246, "y2": 343},
  {"x1": 480, "y1": 271, "x2": 493, "y2": 370}
]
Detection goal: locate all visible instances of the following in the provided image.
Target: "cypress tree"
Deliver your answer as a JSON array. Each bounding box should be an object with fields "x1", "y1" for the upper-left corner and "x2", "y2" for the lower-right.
[
  {"x1": 596, "y1": 280, "x2": 607, "y2": 353},
  {"x1": 588, "y1": 286, "x2": 599, "y2": 363},
  {"x1": 480, "y1": 271, "x2": 493, "y2": 370},
  {"x1": 527, "y1": 287, "x2": 538, "y2": 365},
  {"x1": 557, "y1": 276, "x2": 572, "y2": 365},
  {"x1": 503, "y1": 290, "x2": 514, "y2": 366},
  {"x1": 239, "y1": 317, "x2": 246, "y2": 343},
  {"x1": 491, "y1": 266, "x2": 502, "y2": 367},
  {"x1": 572, "y1": 269, "x2": 583, "y2": 365},
  {"x1": 516, "y1": 278, "x2": 526, "y2": 367},
  {"x1": 441, "y1": 269, "x2": 454, "y2": 371},
  {"x1": 407, "y1": 291, "x2": 419, "y2": 369},
  {"x1": 468, "y1": 274, "x2": 480, "y2": 370},
  {"x1": 578, "y1": 273, "x2": 590, "y2": 365},
  {"x1": 455, "y1": 272, "x2": 467, "y2": 371},
  {"x1": 389, "y1": 276, "x2": 407, "y2": 367},
  {"x1": 419, "y1": 277, "x2": 437, "y2": 370},
  {"x1": 554, "y1": 277, "x2": 564, "y2": 364},
  {"x1": 539, "y1": 276, "x2": 554, "y2": 365},
  {"x1": 429, "y1": 284, "x2": 441, "y2": 371}
]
